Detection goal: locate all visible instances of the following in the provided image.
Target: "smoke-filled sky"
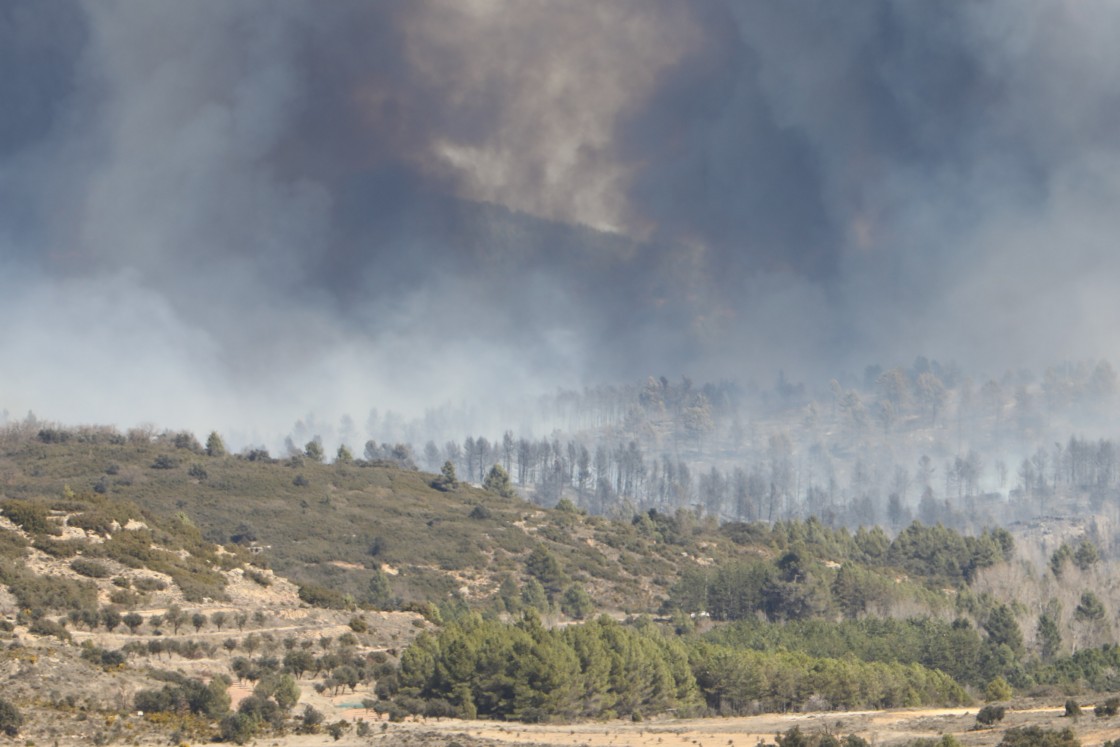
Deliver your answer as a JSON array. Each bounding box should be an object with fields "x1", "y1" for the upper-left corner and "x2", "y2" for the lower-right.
[{"x1": 3, "y1": 0, "x2": 1120, "y2": 437}]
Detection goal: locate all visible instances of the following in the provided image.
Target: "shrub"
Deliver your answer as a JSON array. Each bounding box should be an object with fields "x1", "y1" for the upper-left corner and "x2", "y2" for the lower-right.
[
  {"x1": 2, "y1": 500, "x2": 56, "y2": 535},
  {"x1": 151, "y1": 454, "x2": 179, "y2": 469},
  {"x1": 1, "y1": 567, "x2": 98, "y2": 611},
  {"x1": 173, "y1": 432, "x2": 202, "y2": 452},
  {"x1": 998, "y1": 727, "x2": 1079, "y2": 747},
  {"x1": 68, "y1": 510, "x2": 118, "y2": 535},
  {"x1": 327, "y1": 720, "x2": 351, "y2": 740},
  {"x1": 0, "y1": 530, "x2": 27, "y2": 560},
  {"x1": 81, "y1": 644, "x2": 126, "y2": 670},
  {"x1": 244, "y1": 569, "x2": 271, "y2": 587},
  {"x1": 0, "y1": 697, "x2": 22, "y2": 736},
  {"x1": 32, "y1": 538, "x2": 79, "y2": 557},
  {"x1": 219, "y1": 713, "x2": 258, "y2": 745},
  {"x1": 770, "y1": 727, "x2": 870, "y2": 747},
  {"x1": 985, "y1": 676, "x2": 1012, "y2": 702},
  {"x1": 560, "y1": 584, "x2": 595, "y2": 620},
  {"x1": 1095, "y1": 696, "x2": 1120, "y2": 718},
  {"x1": 298, "y1": 583, "x2": 349, "y2": 609},
  {"x1": 28, "y1": 617, "x2": 71, "y2": 641},
  {"x1": 300, "y1": 704, "x2": 324, "y2": 733},
  {"x1": 71, "y1": 558, "x2": 112, "y2": 578},
  {"x1": 109, "y1": 589, "x2": 140, "y2": 607},
  {"x1": 37, "y1": 427, "x2": 72, "y2": 444},
  {"x1": 977, "y1": 704, "x2": 1006, "y2": 726},
  {"x1": 555, "y1": 498, "x2": 580, "y2": 513},
  {"x1": 101, "y1": 608, "x2": 122, "y2": 631},
  {"x1": 206, "y1": 431, "x2": 227, "y2": 457},
  {"x1": 133, "y1": 576, "x2": 167, "y2": 592},
  {"x1": 1064, "y1": 699, "x2": 1081, "y2": 718},
  {"x1": 135, "y1": 676, "x2": 230, "y2": 719}
]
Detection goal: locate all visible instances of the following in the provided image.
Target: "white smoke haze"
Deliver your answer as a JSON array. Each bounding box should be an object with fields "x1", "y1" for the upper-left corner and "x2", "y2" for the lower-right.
[{"x1": 4, "y1": 1, "x2": 1120, "y2": 447}]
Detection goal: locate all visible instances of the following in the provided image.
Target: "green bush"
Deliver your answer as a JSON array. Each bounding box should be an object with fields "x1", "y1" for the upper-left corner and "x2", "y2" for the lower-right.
[
  {"x1": 998, "y1": 727, "x2": 1079, "y2": 747},
  {"x1": 1095, "y1": 696, "x2": 1120, "y2": 718},
  {"x1": 28, "y1": 617, "x2": 71, "y2": 641},
  {"x1": 0, "y1": 530, "x2": 27, "y2": 560},
  {"x1": 151, "y1": 454, "x2": 179, "y2": 470},
  {"x1": 977, "y1": 704, "x2": 1006, "y2": 726},
  {"x1": 2, "y1": 500, "x2": 57, "y2": 535},
  {"x1": 70, "y1": 558, "x2": 112, "y2": 578},
  {"x1": 133, "y1": 576, "x2": 167, "y2": 592},
  {"x1": 245, "y1": 569, "x2": 271, "y2": 587},
  {"x1": 985, "y1": 676, "x2": 1012, "y2": 702},
  {"x1": 0, "y1": 564, "x2": 97, "y2": 611},
  {"x1": 300, "y1": 705, "x2": 324, "y2": 733},
  {"x1": 81, "y1": 644, "x2": 127, "y2": 669},
  {"x1": 765, "y1": 728, "x2": 871, "y2": 747},
  {"x1": 109, "y1": 589, "x2": 140, "y2": 607},
  {"x1": 298, "y1": 583, "x2": 349, "y2": 609},
  {"x1": 32, "y1": 538, "x2": 80, "y2": 557},
  {"x1": 327, "y1": 720, "x2": 351, "y2": 740},
  {"x1": 0, "y1": 697, "x2": 22, "y2": 736},
  {"x1": 134, "y1": 675, "x2": 230, "y2": 719},
  {"x1": 560, "y1": 584, "x2": 595, "y2": 620}
]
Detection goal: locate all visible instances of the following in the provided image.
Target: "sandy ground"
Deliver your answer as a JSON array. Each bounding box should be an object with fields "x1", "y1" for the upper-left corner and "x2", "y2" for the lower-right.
[{"x1": 218, "y1": 701, "x2": 1120, "y2": 747}]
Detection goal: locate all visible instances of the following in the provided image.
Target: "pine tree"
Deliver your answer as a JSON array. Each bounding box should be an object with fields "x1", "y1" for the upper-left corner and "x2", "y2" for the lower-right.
[
  {"x1": 483, "y1": 463, "x2": 515, "y2": 497},
  {"x1": 984, "y1": 604, "x2": 1023, "y2": 653},
  {"x1": 205, "y1": 431, "x2": 227, "y2": 457},
  {"x1": 1038, "y1": 612, "x2": 1062, "y2": 660},
  {"x1": 433, "y1": 460, "x2": 459, "y2": 491},
  {"x1": 368, "y1": 569, "x2": 392, "y2": 608}
]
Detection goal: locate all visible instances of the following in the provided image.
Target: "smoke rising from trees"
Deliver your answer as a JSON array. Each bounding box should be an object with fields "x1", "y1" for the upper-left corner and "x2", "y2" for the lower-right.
[{"x1": 3, "y1": 1, "x2": 1120, "y2": 436}]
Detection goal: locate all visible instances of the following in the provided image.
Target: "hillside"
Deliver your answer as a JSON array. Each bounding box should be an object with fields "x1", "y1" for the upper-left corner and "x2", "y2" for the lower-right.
[
  {"x1": 0, "y1": 425, "x2": 695, "y2": 613},
  {"x1": 0, "y1": 423, "x2": 1022, "y2": 621},
  {"x1": 4, "y1": 422, "x2": 1120, "y2": 744},
  {"x1": 0, "y1": 491, "x2": 431, "y2": 744}
]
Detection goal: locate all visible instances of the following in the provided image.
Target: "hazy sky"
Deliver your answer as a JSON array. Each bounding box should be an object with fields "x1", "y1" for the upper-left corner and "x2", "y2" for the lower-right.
[{"x1": 2, "y1": 0, "x2": 1119, "y2": 435}]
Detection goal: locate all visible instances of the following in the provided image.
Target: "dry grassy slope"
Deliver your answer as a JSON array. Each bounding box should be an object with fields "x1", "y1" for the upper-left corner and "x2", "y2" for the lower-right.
[
  {"x1": 4, "y1": 430, "x2": 1083, "y2": 622},
  {"x1": 0, "y1": 433, "x2": 734, "y2": 614},
  {"x1": 0, "y1": 506, "x2": 433, "y2": 744},
  {"x1": 0, "y1": 442, "x2": 708, "y2": 744}
]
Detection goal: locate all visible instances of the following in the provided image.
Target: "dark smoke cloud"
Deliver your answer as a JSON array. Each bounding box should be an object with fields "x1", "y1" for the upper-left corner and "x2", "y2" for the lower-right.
[{"x1": 2, "y1": 0, "x2": 1119, "y2": 441}]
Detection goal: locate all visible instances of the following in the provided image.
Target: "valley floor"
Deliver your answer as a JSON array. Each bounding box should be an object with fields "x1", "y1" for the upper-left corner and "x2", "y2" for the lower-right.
[{"x1": 106, "y1": 699, "x2": 1107, "y2": 747}]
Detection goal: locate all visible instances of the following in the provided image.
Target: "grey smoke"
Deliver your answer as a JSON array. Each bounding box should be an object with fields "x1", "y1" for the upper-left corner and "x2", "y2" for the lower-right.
[{"x1": 2, "y1": 0, "x2": 1120, "y2": 441}]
